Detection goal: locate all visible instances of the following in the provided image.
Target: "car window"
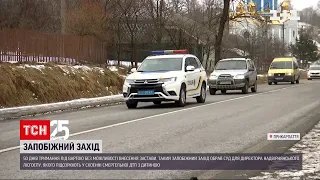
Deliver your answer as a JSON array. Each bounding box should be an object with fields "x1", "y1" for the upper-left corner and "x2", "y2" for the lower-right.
[
  {"x1": 190, "y1": 57, "x2": 199, "y2": 69},
  {"x1": 137, "y1": 58, "x2": 183, "y2": 72},
  {"x1": 270, "y1": 61, "x2": 293, "y2": 69},
  {"x1": 195, "y1": 58, "x2": 202, "y2": 69},
  {"x1": 215, "y1": 60, "x2": 247, "y2": 70},
  {"x1": 185, "y1": 58, "x2": 192, "y2": 70},
  {"x1": 247, "y1": 61, "x2": 253, "y2": 69},
  {"x1": 251, "y1": 60, "x2": 256, "y2": 69},
  {"x1": 185, "y1": 57, "x2": 199, "y2": 70},
  {"x1": 309, "y1": 66, "x2": 320, "y2": 70}
]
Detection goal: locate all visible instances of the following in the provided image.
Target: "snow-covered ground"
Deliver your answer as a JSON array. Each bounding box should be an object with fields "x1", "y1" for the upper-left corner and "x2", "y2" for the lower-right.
[
  {"x1": 0, "y1": 94, "x2": 124, "y2": 120},
  {"x1": 11, "y1": 64, "x2": 127, "y2": 78},
  {"x1": 250, "y1": 122, "x2": 320, "y2": 180}
]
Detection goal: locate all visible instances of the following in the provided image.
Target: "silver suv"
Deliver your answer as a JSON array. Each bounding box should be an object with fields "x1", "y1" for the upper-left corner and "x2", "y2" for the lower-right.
[{"x1": 208, "y1": 58, "x2": 258, "y2": 95}]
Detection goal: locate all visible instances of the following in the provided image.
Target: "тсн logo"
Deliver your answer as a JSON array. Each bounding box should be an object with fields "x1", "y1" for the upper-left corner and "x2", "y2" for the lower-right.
[{"x1": 20, "y1": 120, "x2": 70, "y2": 140}]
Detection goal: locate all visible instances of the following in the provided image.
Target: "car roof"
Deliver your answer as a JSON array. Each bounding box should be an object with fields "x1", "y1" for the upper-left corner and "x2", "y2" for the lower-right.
[
  {"x1": 219, "y1": 58, "x2": 250, "y2": 61},
  {"x1": 145, "y1": 54, "x2": 194, "y2": 59},
  {"x1": 272, "y1": 57, "x2": 296, "y2": 62}
]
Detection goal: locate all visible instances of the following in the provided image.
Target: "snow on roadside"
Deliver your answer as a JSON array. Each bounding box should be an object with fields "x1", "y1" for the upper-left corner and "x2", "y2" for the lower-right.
[
  {"x1": 0, "y1": 94, "x2": 124, "y2": 120},
  {"x1": 250, "y1": 122, "x2": 320, "y2": 180},
  {"x1": 108, "y1": 66, "x2": 118, "y2": 72}
]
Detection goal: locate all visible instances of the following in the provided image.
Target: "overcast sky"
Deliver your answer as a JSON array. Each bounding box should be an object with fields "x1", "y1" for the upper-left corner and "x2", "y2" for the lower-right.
[{"x1": 290, "y1": 0, "x2": 319, "y2": 10}]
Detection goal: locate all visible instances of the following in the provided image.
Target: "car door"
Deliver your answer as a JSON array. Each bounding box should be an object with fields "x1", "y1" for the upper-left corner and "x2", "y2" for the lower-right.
[
  {"x1": 185, "y1": 57, "x2": 199, "y2": 94},
  {"x1": 293, "y1": 61, "x2": 299, "y2": 79},
  {"x1": 250, "y1": 60, "x2": 258, "y2": 84},
  {"x1": 247, "y1": 60, "x2": 253, "y2": 86}
]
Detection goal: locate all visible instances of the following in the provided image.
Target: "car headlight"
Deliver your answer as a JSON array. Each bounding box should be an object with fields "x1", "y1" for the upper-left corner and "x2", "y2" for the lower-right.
[
  {"x1": 287, "y1": 73, "x2": 292, "y2": 75},
  {"x1": 268, "y1": 73, "x2": 273, "y2": 76},
  {"x1": 234, "y1": 74, "x2": 245, "y2": 79},
  {"x1": 124, "y1": 79, "x2": 134, "y2": 84},
  {"x1": 210, "y1": 74, "x2": 218, "y2": 80},
  {"x1": 159, "y1": 77, "x2": 177, "y2": 84}
]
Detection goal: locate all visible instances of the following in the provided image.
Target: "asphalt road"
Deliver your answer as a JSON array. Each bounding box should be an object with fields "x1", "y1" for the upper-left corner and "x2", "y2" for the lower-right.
[{"x1": 1, "y1": 80, "x2": 320, "y2": 179}]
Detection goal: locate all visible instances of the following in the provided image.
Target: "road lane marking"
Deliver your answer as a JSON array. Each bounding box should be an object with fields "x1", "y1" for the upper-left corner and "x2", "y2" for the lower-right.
[{"x1": 0, "y1": 84, "x2": 302, "y2": 154}]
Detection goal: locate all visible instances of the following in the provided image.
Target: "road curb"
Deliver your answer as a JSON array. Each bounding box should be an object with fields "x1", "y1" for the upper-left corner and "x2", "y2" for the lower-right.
[{"x1": 0, "y1": 95, "x2": 125, "y2": 120}]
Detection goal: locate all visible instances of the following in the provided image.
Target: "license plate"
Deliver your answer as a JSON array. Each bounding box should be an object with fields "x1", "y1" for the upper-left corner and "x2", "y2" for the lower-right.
[
  {"x1": 275, "y1": 77, "x2": 283, "y2": 80},
  {"x1": 219, "y1": 81, "x2": 231, "y2": 85},
  {"x1": 137, "y1": 90, "x2": 154, "y2": 95}
]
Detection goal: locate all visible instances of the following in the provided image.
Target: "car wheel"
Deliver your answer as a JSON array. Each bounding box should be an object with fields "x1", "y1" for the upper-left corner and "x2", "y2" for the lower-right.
[
  {"x1": 296, "y1": 78, "x2": 299, "y2": 84},
  {"x1": 308, "y1": 78, "x2": 312, "y2": 80},
  {"x1": 175, "y1": 85, "x2": 186, "y2": 107},
  {"x1": 126, "y1": 101, "x2": 138, "y2": 109},
  {"x1": 268, "y1": 82, "x2": 272, "y2": 85},
  {"x1": 196, "y1": 83, "x2": 206, "y2": 103},
  {"x1": 209, "y1": 87, "x2": 216, "y2": 95},
  {"x1": 251, "y1": 81, "x2": 257, "y2": 93},
  {"x1": 274, "y1": 82, "x2": 278, "y2": 85},
  {"x1": 221, "y1": 89, "x2": 227, "y2": 94},
  {"x1": 153, "y1": 101, "x2": 161, "y2": 105},
  {"x1": 242, "y1": 80, "x2": 249, "y2": 94}
]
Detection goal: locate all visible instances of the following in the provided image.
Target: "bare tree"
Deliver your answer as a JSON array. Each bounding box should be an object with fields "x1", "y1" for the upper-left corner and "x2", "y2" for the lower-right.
[
  {"x1": 115, "y1": 0, "x2": 145, "y2": 68},
  {"x1": 0, "y1": 0, "x2": 60, "y2": 32},
  {"x1": 66, "y1": 0, "x2": 108, "y2": 41},
  {"x1": 214, "y1": 0, "x2": 230, "y2": 66}
]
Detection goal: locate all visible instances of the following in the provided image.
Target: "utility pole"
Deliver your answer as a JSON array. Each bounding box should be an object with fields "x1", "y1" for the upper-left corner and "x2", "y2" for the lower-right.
[
  {"x1": 61, "y1": 0, "x2": 66, "y2": 34},
  {"x1": 282, "y1": 22, "x2": 285, "y2": 56}
]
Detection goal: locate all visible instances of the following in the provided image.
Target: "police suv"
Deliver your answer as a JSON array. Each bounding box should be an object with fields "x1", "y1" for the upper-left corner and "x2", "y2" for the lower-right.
[{"x1": 122, "y1": 50, "x2": 208, "y2": 109}]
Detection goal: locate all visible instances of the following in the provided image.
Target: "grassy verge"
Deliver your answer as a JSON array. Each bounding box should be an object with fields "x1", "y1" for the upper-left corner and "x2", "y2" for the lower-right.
[{"x1": 0, "y1": 62, "x2": 127, "y2": 108}]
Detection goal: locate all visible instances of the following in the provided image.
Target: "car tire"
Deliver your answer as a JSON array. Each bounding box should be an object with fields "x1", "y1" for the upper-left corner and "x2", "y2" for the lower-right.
[
  {"x1": 274, "y1": 82, "x2": 278, "y2": 85},
  {"x1": 221, "y1": 89, "x2": 227, "y2": 94},
  {"x1": 153, "y1": 101, "x2": 161, "y2": 105},
  {"x1": 209, "y1": 87, "x2": 216, "y2": 95},
  {"x1": 268, "y1": 82, "x2": 272, "y2": 85},
  {"x1": 308, "y1": 78, "x2": 312, "y2": 80},
  {"x1": 242, "y1": 80, "x2": 249, "y2": 94},
  {"x1": 251, "y1": 81, "x2": 257, "y2": 93},
  {"x1": 175, "y1": 84, "x2": 186, "y2": 107},
  {"x1": 296, "y1": 78, "x2": 299, "y2": 84},
  {"x1": 126, "y1": 101, "x2": 138, "y2": 109},
  {"x1": 196, "y1": 83, "x2": 206, "y2": 103}
]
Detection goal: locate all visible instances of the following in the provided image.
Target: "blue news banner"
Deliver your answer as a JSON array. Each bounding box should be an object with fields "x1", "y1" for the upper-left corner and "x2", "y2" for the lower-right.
[{"x1": 20, "y1": 153, "x2": 302, "y2": 170}]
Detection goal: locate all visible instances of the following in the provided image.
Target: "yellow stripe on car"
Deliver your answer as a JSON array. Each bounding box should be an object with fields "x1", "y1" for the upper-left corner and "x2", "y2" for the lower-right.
[{"x1": 187, "y1": 76, "x2": 203, "y2": 93}]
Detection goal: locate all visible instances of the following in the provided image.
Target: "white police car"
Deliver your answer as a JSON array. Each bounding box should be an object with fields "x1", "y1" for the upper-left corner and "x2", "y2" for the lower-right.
[{"x1": 122, "y1": 50, "x2": 208, "y2": 109}]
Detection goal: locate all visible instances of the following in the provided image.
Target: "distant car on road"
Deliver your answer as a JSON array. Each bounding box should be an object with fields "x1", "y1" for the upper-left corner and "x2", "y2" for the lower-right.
[
  {"x1": 122, "y1": 50, "x2": 208, "y2": 109},
  {"x1": 208, "y1": 58, "x2": 258, "y2": 95},
  {"x1": 267, "y1": 57, "x2": 300, "y2": 85},
  {"x1": 307, "y1": 65, "x2": 320, "y2": 80}
]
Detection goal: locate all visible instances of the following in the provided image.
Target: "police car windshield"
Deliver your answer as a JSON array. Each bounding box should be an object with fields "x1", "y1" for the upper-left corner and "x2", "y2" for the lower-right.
[
  {"x1": 270, "y1": 61, "x2": 292, "y2": 69},
  {"x1": 137, "y1": 58, "x2": 182, "y2": 72},
  {"x1": 309, "y1": 66, "x2": 320, "y2": 70},
  {"x1": 215, "y1": 60, "x2": 247, "y2": 70}
]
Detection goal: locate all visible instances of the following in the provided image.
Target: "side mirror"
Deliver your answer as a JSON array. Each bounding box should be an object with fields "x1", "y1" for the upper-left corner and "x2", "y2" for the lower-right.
[
  {"x1": 131, "y1": 68, "x2": 137, "y2": 73},
  {"x1": 186, "y1": 65, "x2": 195, "y2": 71}
]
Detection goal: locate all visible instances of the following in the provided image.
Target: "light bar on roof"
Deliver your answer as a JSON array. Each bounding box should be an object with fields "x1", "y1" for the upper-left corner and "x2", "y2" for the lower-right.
[{"x1": 151, "y1": 49, "x2": 189, "y2": 55}]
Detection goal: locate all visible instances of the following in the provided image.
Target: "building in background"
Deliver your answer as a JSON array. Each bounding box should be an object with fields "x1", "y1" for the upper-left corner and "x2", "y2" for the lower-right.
[
  {"x1": 249, "y1": 0, "x2": 279, "y2": 11},
  {"x1": 229, "y1": 0, "x2": 299, "y2": 46}
]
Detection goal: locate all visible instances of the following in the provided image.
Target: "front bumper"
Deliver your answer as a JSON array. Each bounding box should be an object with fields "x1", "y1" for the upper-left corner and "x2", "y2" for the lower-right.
[
  {"x1": 122, "y1": 82, "x2": 180, "y2": 102},
  {"x1": 308, "y1": 74, "x2": 320, "y2": 79},
  {"x1": 208, "y1": 79, "x2": 246, "y2": 90},
  {"x1": 268, "y1": 75, "x2": 294, "y2": 82}
]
